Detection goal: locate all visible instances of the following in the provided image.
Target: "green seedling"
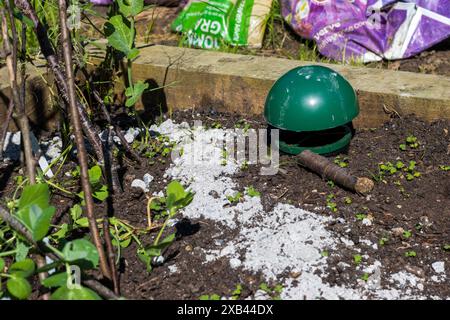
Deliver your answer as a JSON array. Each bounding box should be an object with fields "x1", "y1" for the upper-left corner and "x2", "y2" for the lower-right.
[
  {"x1": 379, "y1": 237, "x2": 389, "y2": 246},
  {"x1": 334, "y1": 156, "x2": 348, "y2": 168},
  {"x1": 321, "y1": 250, "x2": 329, "y2": 257},
  {"x1": 199, "y1": 294, "x2": 221, "y2": 300},
  {"x1": 400, "y1": 135, "x2": 419, "y2": 151},
  {"x1": 326, "y1": 194, "x2": 337, "y2": 212},
  {"x1": 443, "y1": 244, "x2": 450, "y2": 251},
  {"x1": 246, "y1": 186, "x2": 260, "y2": 197},
  {"x1": 361, "y1": 273, "x2": 369, "y2": 282},
  {"x1": 240, "y1": 160, "x2": 249, "y2": 170},
  {"x1": 231, "y1": 284, "x2": 243, "y2": 300},
  {"x1": 355, "y1": 213, "x2": 367, "y2": 221},
  {"x1": 227, "y1": 192, "x2": 242, "y2": 204},
  {"x1": 259, "y1": 283, "x2": 283, "y2": 300},
  {"x1": 353, "y1": 254, "x2": 362, "y2": 265},
  {"x1": 343, "y1": 197, "x2": 352, "y2": 205},
  {"x1": 439, "y1": 165, "x2": 450, "y2": 171},
  {"x1": 403, "y1": 230, "x2": 412, "y2": 239},
  {"x1": 138, "y1": 181, "x2": 194, "y2": 272},
  {"x1": 405, "y1": 250, "x2": 417, "y2": 257}
]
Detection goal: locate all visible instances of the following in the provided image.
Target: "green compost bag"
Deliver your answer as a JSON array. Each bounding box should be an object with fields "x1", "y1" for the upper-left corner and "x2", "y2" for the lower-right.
[{"x1": 171, "y1": 0, "x2": 272, "y2": 49}]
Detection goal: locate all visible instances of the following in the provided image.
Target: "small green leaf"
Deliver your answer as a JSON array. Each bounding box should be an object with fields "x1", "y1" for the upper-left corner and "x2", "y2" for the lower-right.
[
  {"x1": 51, "y1": 285, "x2": 101, "y2": 300},
  {"x1": 17, "y1": 184, "x2": 50, "y2": 212},
  {"x1": 93, "y1": 185, "x2": 109, "y2": 201},
  {"x1": 88, "y1": 165, "x2": 102, "y2": 185},
  {"x1": 6, "y1": 275, "x2": 32, "y2": 300},
  {"x1": 9, "y1": 258, "x2": 35, "y2": 278},
  {"x1": 105, "y1": 15, "x2": 133, "y2": 56},
  {"x1": 0, "y1": 258, "x2": 5, "y2": 271},
  {"x1": 62, "y1": 239, "x2": 99, "y2": 269},
  {"x1": 117, "y1": 0, "x2": 144, "y2": 17},
  {"x1": 125, "y1": 81, "x2": 149, "y2": 107},
  {"x1": 41, "y1": 272, "x2": 68, "y2": 288},
  {"x1": 15, "y1": 242, "x2": 30, "y2": 262},
  {"x1": 17, "y1": 205, "x2": 56, "y2": 241},
  {"x1": 127, "y1": 47, "x2": 140, "y2": 60},
  {"x1": 70, "y1": 204, "x2": 82, "y2": 221},
  {"x1": 51, "y1": 223, "x2": 69, "y2": 241}
]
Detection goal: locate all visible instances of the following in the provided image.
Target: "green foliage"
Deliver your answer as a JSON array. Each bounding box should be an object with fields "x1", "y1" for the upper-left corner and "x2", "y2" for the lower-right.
[
  {"x1": 199, "y1": 294, "x2": 221, "y2": 300},
  {"x1": 15, "y1": 184, "x2": 56, "y2": 241},
  {"x1": 343, "y1": 197, "x2": 352, "y2": 205},
  {"x1": 326, "y1": 194, "x2": 337, "y2": 212},
  {"x1": 227, "y1": 192, "x2": 242, "y2": 204},
  {"x1": 402, "y1": 230, "x2": 412, "y2": 239},
  {"x1": 62, "y1": 239, "x2": 99, "y2": 269},
  {"x1": 399, "y1": 135, "x2": 419, "y2": 151},
  {"x1": 231, "y1": 284, "x2": 243, "y2": 300},
  {"x1": 51, "y1": 285, "x2": 101, "y2": 300},
  {"x1": 75, "y1": 165, "x2": 109, "y2": 201},
  {"x1": 379, "y1": 237, "x2": 389, "y2": 246},
  {"x1": 104, "y1": 0, "x2": 147, "y2": 109},
  {"x1": 138, "y1": 181, "x2": 194, "y2": 272},
  {"x1": 353, "y1": 254, "x2": 362, "y2": 265},
  {"x1": 334, "y1": 156, "x2": 348, "y2": 168},
  {"x1": 361, "y1": 273, "x2": 369, "y2": 282},
  {"x1": 355, "y1": 213, "x2": 366, "y2": 221},
  {"x1": 259, "y1": 282, "x2": 283, "y2": 300},
  {"x1": 377, "y1": 160, "x2": 421, "y2": 183},
  {"x1": 246, "y1": 186, "x2": 260, "y2": 197},
  {"x1": 0, "y1": 258, "x2": 35, "y2": 300},
  {"x1": 405, "y1": 250, "x2": 417, "y2": 257},
  {"x1": 439, "y1": 165, "x2": 450, "y2": 171}
]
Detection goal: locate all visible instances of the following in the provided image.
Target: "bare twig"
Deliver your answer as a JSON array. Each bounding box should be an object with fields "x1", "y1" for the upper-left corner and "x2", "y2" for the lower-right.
[
  {"x1": 14, "y1": 0, "x2": 105, "y2": 163},
  {"x1": 1, "y1": 3, "x2": 35, "y2": 183},
  {"x1": 58, "y1": 0, "x2": 111, "y2": 280},
  {"x1": 296, "y1": 150, "x2": 374, "y2": 194},
  {"x1": 103, "y1": 219, "x2": 120, "y2": 296}
]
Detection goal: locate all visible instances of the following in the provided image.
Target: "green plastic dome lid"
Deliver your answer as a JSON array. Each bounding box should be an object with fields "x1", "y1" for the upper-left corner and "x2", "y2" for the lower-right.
[{"x1": 264, "y1": 65, "x2": 359, "y2": 132}]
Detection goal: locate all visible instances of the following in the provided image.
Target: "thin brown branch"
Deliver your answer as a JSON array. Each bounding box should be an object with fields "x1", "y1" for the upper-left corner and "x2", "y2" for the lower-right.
[
  {"x1": 57, "y1": 0, "x2": 111, "y2": 280},
  {"x1": 14, "y1": 0, "x2": 105, "y2": 163},
  {"x1": 103, "y1": 219, "x2": 120, "y2": 296},
  {"x1": 1, "y1": 4, "x2": 35, "y2": 183}
]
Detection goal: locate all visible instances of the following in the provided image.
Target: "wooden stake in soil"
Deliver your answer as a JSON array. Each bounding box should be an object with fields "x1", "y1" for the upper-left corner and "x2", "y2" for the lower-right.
[
  {"x1": 57, "y1": 0, "x2": 111, "y2": 280},
  {"x1": 296, "y1": 150, "x2": 374, "y2": 194}
]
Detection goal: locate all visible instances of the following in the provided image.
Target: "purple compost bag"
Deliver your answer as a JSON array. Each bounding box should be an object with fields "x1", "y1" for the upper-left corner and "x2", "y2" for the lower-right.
[{"x1": 281, "y1": 0, "x2": 450, "y2": 62}]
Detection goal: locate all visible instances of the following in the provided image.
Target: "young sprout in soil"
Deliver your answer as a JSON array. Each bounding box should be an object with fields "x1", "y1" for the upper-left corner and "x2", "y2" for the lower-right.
[
  {"x1": 355, "y1": 213, "x2": 367, "y2": 221},
  {"x1": 399, "y1": 135, "x2": 420, "y2": 151},
  {"x1": 231, "y1": 284, "x2": 243, "y2": 300},
  {"x1": 379, "y1": 237, "x2": 389, "y2": 246},
  {"x1": 199, "y1": 294, "x2": 221, "y2": 300},
  {"x1": 240, "y1": 160, "x2": 249, "y2": 170},
  {"x1": 344, "y1": 197, "x2": 352, "y2": 205},
  {"x1": 361, "y1": 273, "x2": 370, "y2": 282},
  {"x1": 439, "y1": 165, "x2": 450, "y2": 171},
  {"x1": 334, "y1": 156, "x2": 349, "y2": 168},
  {"x1": 259, "y1": 283, "x2": 283, "y2": 300},
  {"x1": 442, "y1": 244, "x2": 450, "y2": 251},
  {"x1": 321, "y1": 250, "x2": 329, "y2": 257},
  {"x1": 246, "y1": 186, "x2": 260, "y2": 197},
  {"x1": 326, "y1": 194, "x2": 338, "y2": 212},
  {"x1": 353, "y1": 254, "x2": 363, "y2": 265},
  {"x1": 403, "y1": 230, "x2": 412, "y2": 239},
  {"x1": 227, "y1": 192, "x2": 242, "y2": 204},
  {"x1": 405, "y1": 250, "x2": 417, "y2": 258}
]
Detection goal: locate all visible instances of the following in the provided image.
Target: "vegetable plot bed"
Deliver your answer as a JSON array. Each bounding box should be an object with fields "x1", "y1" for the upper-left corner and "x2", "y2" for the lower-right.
[{"x1": 2, "y1": 110, "x2": 448, "y2": 300}]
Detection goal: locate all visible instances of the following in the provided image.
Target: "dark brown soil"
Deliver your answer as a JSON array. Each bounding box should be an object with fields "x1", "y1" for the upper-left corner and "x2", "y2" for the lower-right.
[{"x1": 1, "y1": 108, "x2": 450, "y2": 300}]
